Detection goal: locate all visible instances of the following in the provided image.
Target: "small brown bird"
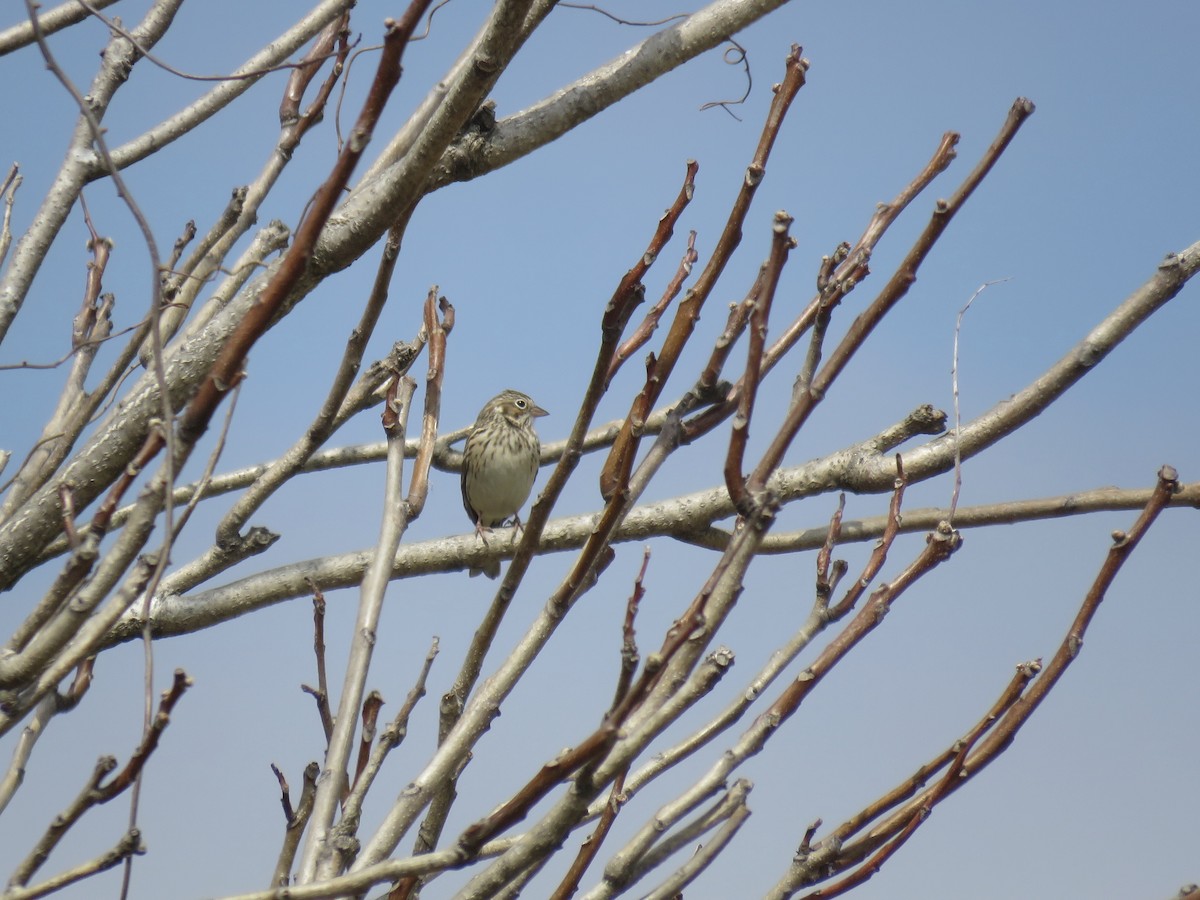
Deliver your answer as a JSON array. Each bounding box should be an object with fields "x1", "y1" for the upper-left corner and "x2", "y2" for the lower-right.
[{"x1": 461, "y1": 389, "x2": 548, "y2": 578}]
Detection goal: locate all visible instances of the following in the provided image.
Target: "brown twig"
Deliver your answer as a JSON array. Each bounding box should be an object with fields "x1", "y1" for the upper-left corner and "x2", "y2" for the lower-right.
[
  {"x1": 601, "y1": 46, "x2": 808, "y2": 501},
  {"x1": 344, "y1": 638, "x2": 439, "y2": 843},
  {"x1": 788, "y1": 466, "x2": 1180, "y2": 896},
  {"x1": 353, "y1": 691, "x2": 385, "y2": 793},
  {"x1": 302, "y1": 584, "x2": 335, "y2": 745},
  {"x1": 406, "y1": 291, "x2": 453, "y2": 516},
  {"x1": 602, "y1": 159, "x2": 700, "y2": 389},
  {"x1": 62, "y1": 657, "x2": 95, "y2": 707},
  {"x1": 213, "y1": 212, "x2": 421, "y2": 553},
  {"x1": 606, "y1": 229, "x2": 699, "y2": 388},
  {"x1": 75, "y1": 194, "x2": 112, "y2": 349},
  {"x1": 280, "y1": 13, "x2": 351, "y2": 128},
  {"x1": 271, "y1": 763, "x2": 297, "y2": 824},
  {"x1": 681, "y1": 126, "x2": 961, "y2": 444},
  {"x1": 270, "y1": 761, "x2": 321, "y2": 887},
  {"x1": 165, "y1": 219, "x2": 196, "y2": 273},
  {"x1": 695, "y1": 279, "x2": 759, "y2": 399},
  {"x1": 455, "y1": 724, "x2": 623, "y2": 857},
  {"x1": 826, "y1": 458, "x2": 907, "y2": 621},
  {"x1": 774, "y1": 520, "x2": 962, "y2": 727},
  {"x1": 837, "y1": 661, "x2": 1037, "y2": 852},
  {"x1": 603, "y1": 169, "x2": 702, "y2": 375},
  {"x1": 548, "y1": 770, "x2": 629, "y2": 900},
  {"x1": 960, "y1": 465, "x2": 1181, "y2": 764},
  {"x1": 173, "y1": 17, "x2": 411, "y2": 453},
  {"x1": 7, "y1": 670, "x2": 190, "y2": 888},
  {"x1": 746, "y1": 100, "x2": 1036, "y2": 495},
  {"x1": 791, "y1": 662, "x2": 1038, "y2": 899},
  {"x1": 813, "y1": 495, "x2": 846, "y2": 616},
  {"x1": 724, "y1": 210, "x2": 794, "y2": 515},
  {"x1": 105, "y1": 670, "x2": 193, "y2": 798},
  {"x1": 611, "y1": 547, "x2": 650, "y2": 711}
]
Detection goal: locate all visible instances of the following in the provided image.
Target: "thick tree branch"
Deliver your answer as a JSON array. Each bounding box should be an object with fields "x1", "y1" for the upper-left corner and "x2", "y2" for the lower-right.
[
  {"x1": 107, "y1": 472, "x2": 1200, "y2": 647},
  {"x1": 0, "y1": 0, "x2": 121, "y2": 56},
  {"x1": 424, "y1": 0, "x2": 797, "y2": 190},
  {"x1": 854, "y1": 241, "x2": 1200, "y2": 489}
]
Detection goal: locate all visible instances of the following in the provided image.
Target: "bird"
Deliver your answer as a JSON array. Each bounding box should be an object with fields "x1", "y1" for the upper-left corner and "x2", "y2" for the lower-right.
[{"x1": 461, "y1": 389, "x2": 548, "y2": 578}]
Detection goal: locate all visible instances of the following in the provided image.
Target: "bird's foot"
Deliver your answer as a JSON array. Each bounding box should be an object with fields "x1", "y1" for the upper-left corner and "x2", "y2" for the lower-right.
[{"x1": 506, "y1": 515, "x2": 525, "y2": 543}]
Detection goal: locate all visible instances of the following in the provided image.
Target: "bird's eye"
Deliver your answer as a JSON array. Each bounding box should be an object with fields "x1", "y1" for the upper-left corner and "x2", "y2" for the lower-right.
[{"x1": 515, "y1": 398, "x2": 527, "y2": 409}]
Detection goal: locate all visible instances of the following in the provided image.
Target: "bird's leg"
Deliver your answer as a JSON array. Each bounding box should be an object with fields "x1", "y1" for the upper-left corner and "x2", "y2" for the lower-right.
[
  {"x1": 507, "y1": 515, "x2": 525, "y2": 543},
  {"x1": 474, "y1": 521, "x2": 494, "y2": 545}
]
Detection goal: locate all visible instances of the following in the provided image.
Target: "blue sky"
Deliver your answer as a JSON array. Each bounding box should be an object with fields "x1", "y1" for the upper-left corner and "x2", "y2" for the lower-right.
[{"x1": 1, "y1": 1, "x2": 1198, "y2": 898}]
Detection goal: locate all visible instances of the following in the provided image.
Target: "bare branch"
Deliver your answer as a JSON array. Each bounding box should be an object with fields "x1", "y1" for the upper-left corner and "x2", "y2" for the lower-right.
[
  {"x1": 776, "y1": 466, "x2": 1182, "y2": 897},
  {"x1": 601, "y1": 46, "x2": 808, "y2": 501},
  {"x1": 0, "y1": 0, "x2": 184, "y2": 345},
  {"x1": 106, "y1": 0, "x2": 356, "y2": 171},
  {"x1": 301, "y1": 586, "x2": 335, "y2": 745},
  {"x1": 112, "y1": 460, "x2": 1200, "y2": 645},
  {"x1": 603, "y1": 163, "x2": 700, "y2": 387},
  {"x1": 270, "y1": 761, "x2": 320, "y2": 888},
  {"x1": 0, "y1": 0, "x2": 121, "y2": 56},
  {"x1": 298, "y1": 367, "x2": 417, "y2": 881},
  {"x1": 725, "y1": 209, "x2": 794, "y2": 514},
  {"x1": 2, "y1": 830, "x2": 144, "y2": 900},
  {"x1": 423, "y1": 0, "x2": 797, "y2": 191},
  {"x1": 423, "y1": 149, "x2": 712, "y2": 869},
  {"x1": 6, "y1": 670, "x2": 189, "y2": 888},
  {"x1": 341, "y1": 637, "x2": 438, "y2": 830},
  {"x1": 211, "y1": 222, "x2": 416, "y2": 551}
]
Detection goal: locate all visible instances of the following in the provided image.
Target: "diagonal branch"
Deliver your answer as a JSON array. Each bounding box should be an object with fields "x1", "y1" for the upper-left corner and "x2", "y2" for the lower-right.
[
  {"x1": 0, "y1": 0, "x2": 121, "y2": 56},
  {"x1": 780, "y1": 466, "x2": 1182, "y2": 897},
  {"x1": 600, "y1": 45, "x2": 808, "y2": 500},
  {"x1": 749, "y1": 99, "x2": 1036, "y2": 491},
  {"x1": 424, "y1": 0, "x2": 798, "y2": 191}
]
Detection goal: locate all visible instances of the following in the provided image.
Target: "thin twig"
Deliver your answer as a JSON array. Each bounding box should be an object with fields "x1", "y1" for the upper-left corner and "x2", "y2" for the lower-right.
[
  {"x1": 302, "y1": 584, "x2": 335, "y2": 745},
  {"x1": 75, "y1": 0, "x2": 347, "y2": 84},
  {"x1": 6, "y1": 670, "x2": 190, "y2": 888},
  {"x1": 724, "y1": 210, "x2": 794, "y2": 514},
  {"x1": 948, "y1": 277, "x2": 1010, "y2": 519},
  {"x1": 270, "y1": 761, "x2": 320, "y2": 888},
  {"x1": 600, "y1": 46, "x2": 808, "y2": 500}
]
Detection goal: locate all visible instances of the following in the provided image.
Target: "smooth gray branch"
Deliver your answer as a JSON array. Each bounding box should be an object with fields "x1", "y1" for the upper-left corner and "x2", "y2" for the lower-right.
[{"x1": 0, "y1": 0, "x2": 120, "y2": 56}]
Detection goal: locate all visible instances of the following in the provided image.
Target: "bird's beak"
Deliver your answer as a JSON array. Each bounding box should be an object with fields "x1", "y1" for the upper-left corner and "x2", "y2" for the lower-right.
[{"x1": 532, "y1": 405, "x2": 549, "y2": 418}]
